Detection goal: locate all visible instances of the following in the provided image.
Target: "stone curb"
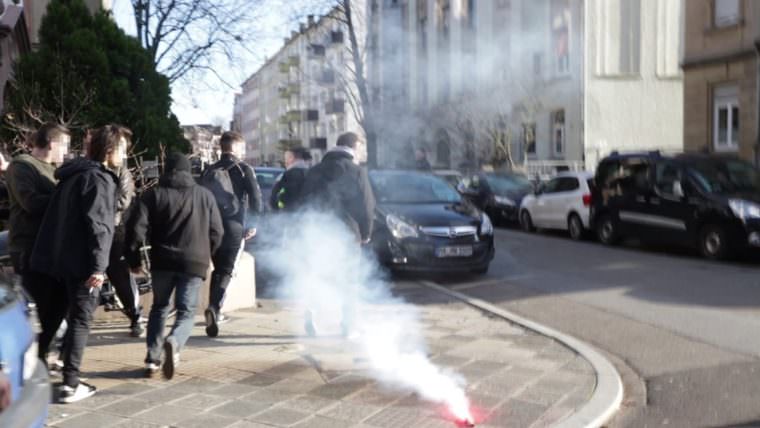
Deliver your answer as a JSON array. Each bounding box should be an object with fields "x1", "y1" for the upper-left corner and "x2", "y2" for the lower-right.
[{"x1": 419, "y1": 280, "x2": 623, "y2": 428}]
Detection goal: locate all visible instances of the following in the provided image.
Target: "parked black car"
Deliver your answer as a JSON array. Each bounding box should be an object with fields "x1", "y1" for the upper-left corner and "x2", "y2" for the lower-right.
[
  {"x1": 254, "y1": 167, "x2": 284, "y2": 211},
  {"x1": 369, "y1": 170, "x2": 495, "y2": 274},
  {"x1": 591, "y1": 151, "x2": 760, "y2": 260},
  {"x1": 457, "y1": 172, "x2": 534, "y2": 224}
]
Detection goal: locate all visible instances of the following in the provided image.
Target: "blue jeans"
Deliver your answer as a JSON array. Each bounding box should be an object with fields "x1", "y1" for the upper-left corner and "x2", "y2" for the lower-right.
[{"x1": 146, "y1": 270, "x2": 203, "y2": 364}]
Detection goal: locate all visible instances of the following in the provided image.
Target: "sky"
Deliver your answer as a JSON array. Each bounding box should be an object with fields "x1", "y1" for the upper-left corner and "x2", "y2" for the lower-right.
[{"x1": 111, "y1": 0, "x2": 290, "y2": 127}]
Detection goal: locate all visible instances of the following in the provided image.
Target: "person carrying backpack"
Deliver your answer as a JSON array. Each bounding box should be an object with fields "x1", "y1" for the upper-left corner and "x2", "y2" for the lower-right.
[{"x1": 201, "y1": 132, "x2": 262, "y2": 338}]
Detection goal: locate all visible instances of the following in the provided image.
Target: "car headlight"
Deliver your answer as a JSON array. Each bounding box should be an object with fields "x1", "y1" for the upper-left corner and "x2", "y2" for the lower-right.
[
  {"x1": 481, "y1": 213, "x2": 494, "y2": 236},
  {"x1": 729, "y1": 199, "x2": 760, "y2": 221},
  {"x1": 494, "y1": 196, "x2": 515, "y2": 206},
  {"x1": 386, "y1": 214, "x2": 418, "y2": 239}
]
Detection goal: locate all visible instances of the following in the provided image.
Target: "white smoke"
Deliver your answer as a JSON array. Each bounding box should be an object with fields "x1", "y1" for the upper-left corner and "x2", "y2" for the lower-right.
[{"x1": 257, "y1": 210, "x2": 471, "y2": 421}]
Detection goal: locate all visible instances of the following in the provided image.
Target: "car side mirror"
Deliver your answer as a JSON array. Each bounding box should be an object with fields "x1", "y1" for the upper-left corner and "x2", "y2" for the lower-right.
[{"x1": 673, "y1": 181, "x2": 685, "y2": 199}]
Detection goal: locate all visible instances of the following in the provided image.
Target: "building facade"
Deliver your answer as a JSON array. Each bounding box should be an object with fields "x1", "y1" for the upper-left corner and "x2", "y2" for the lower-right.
[
  {"x1": 182, "y1": 124, "x2": 222, "y2": 167},
  {"x1": 370, "y1": 0, "x2": 685, "y2": 174},
  {"x1": 0, "y1": 1, "x2": 30, "y2": 114},
  {"x1": 235, "y1": 6, "x2": 364, "y2": 167},
  {"x1": 682, "y1": 0, "x2": 760, "y2": 164}
]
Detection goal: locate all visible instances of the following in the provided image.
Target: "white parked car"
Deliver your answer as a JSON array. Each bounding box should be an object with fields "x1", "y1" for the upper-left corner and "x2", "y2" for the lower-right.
[{"x1": 519, "y1": 172, "x2": 595, "y2": 240}]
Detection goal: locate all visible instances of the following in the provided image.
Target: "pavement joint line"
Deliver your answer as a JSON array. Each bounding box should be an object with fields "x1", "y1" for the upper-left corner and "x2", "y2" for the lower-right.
[{"x1": 418, "y1": 280, "x2": 623, "y2": 428}]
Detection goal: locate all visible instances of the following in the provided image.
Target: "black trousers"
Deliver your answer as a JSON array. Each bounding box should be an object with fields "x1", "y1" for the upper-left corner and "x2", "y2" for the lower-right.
[
  {"x1": 11, "y1": 252, "x2": 67, "y2": 363},
  {"x1": 209, "y1": 220, "x2": 244, "y2": 312},
  {"x1": 107, "y1": 227, "x2": 140, "y2": 321},
  {"x1": 61, "y1": 278, "x2": 99, "y2": 388}
]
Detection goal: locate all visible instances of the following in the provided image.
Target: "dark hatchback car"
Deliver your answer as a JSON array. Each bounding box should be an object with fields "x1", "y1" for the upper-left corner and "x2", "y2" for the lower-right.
[
  {"x1": 254, "y1": 167, "x2": 284, "y2": 211},
  {"x1": 457, "y1": 172, "x2": 534, "y2": 224},
  {"x1": 369, "y1": 170, "x2": 495, "y2": 274},
  {"x1": 592, "y1": 151, "x2": 760, "y2": 260}
]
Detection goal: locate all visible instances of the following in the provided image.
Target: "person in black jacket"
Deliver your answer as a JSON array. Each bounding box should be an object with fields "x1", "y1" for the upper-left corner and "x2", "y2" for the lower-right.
[
  {"x1": 300, "y1": 132, "x2": 376, "y2": 337},
  {"x1": 415, "y1": 148, "x2": 432, "y2": 171},
  {"x1": 270, "y1": 146, "x2": 309, "y2": 211},
  {"x1": 203, "y1": 131, "x2": 262, "y2": 338},
  {"x1": 127, "y1": 153, "x2": 223, "y2": 379},
  {"x1": 30, "y1": 125, "x2": 124, "y2": 404}
]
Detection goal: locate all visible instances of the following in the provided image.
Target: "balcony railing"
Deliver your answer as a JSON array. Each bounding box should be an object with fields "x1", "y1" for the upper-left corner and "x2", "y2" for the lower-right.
[
  {"x1": 279, "y1": 110, "x2": 303, "y2": 124},
  {"x1": 278, "y1": 83, "x2": 300, "y2": 98}
]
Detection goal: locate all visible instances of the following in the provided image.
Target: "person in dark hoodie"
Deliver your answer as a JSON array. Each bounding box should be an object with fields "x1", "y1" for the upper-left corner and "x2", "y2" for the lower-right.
[
  {"x1": 31, "y1": 125, "x2": 123, "y2": 403},
  {"x1": 299, "y1": 132, "x2": 376, "y2": 337},
  {"x1": 202, "y1": 131, "x2": 262, "y2": 338},
  {"x1": 270, "y1": 146, "x2": 309, "y2": 211},
  {"x1": 126, "y1": 153, "x2": 223, "y2": 379},
  {"x1": 6, "y1": 123, "x2": 70, "y2": 363}
]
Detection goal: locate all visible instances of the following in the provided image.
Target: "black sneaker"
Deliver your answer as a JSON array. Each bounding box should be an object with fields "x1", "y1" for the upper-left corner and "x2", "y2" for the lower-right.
[
  {"x1": 144, "y1": 362, "x2": 160, "y2": 378},
  {"x1": 59, "y1": 382, "x2": 96, "y2": 403},
  {"x1": 204, "y1": 308, "x2": 219, "y2": 338},
  {"x1": 162, "y1": 336, "x2": 179, "y2": 380},
  {"x1": 129, "y1": 319, "x2": 145, "y2": 338}
]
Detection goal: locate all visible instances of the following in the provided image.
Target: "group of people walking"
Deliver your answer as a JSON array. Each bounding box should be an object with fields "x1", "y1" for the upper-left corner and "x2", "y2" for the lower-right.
[{"x1": 6, "y1": 124, "x2": 375, "y2": 404}]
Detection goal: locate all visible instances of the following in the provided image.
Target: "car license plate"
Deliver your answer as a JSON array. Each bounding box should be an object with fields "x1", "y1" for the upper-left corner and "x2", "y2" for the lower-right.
[{"x1": 436, "y1": 246, "x2": 473, "y2": 258}]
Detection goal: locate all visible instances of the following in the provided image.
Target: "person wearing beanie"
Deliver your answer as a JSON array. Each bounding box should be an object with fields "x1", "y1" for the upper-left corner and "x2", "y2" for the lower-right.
[{"x1": 125, "y1": 152, "x2": 224, "y2": 379}]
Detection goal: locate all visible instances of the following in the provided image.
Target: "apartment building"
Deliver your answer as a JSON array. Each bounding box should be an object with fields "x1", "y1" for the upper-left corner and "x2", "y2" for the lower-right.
[
  {"x1": 682, "y1": 0, "x2": 760, "y2": 164},
  {"x1": 369, "y1": 0, "x2": 685, "y2": 174},
  {"x1": 235, "y1": 6, "x2": 364, "y2": 166}
]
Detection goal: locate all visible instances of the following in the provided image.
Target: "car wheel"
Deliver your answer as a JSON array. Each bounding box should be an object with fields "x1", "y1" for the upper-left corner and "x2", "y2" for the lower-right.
[
  {"x1": 596, "y1": 214, "x2": 620, "y2": 245},
  {"x1": 568, "y1": 214, "x2": 585, "y2": 241},
  {"x1": 520, "y1": 210, "x2": 534, "y2": 233},
  {"x1": 699, "y1": 225, "x2": 733, "y2": 261}
]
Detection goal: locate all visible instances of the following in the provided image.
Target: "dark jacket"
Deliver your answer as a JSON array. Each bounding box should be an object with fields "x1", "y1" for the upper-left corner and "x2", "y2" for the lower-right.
[
  {"x1": 6, "y1": 154, "x2": 57, "y2": 256},
  {"x1": 270, "y1": 163, "x2": 308, "y2": 211},
  {"x1": 111, "y1": 164, "x2": 135, "y2": 227},
  {"x1": 416, "y1": 158, "x2": 432, "y2": 171},
  {"x1": 206, "y1": 153, "x2": 263, "y2": 226},
  {"x1": 30, "y1": 158, "x2": 117, "y2": 281},
  {"x1": 301, "y1": 148, "x2": 376, "y2": 240},
  {"x1": 125, "y1": 170, "x2": 223, "y2": 279}
]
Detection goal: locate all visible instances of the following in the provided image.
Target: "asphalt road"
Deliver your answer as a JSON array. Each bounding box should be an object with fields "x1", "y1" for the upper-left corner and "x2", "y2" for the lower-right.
[{"x1": 435, "y1": 227, "x2": 760, "y2": 427}]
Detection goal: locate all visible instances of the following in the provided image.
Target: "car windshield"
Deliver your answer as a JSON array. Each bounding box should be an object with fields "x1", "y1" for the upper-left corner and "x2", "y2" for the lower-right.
[
  {"x1": 485, "y1": 174, "x2": 533, "y2": 195},
  {"x1": 370, "y1": 172, "x2": 462, "y2": 204},
  {"x1": 255, "y1": 170, "x2": 283, "y2": 188},
  {"x1": 688, "y1": 159, "x2": 760, "y2": 194}
]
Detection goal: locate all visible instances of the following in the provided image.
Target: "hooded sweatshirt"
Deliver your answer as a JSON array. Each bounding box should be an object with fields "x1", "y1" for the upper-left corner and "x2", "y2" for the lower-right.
[
  {"x1": 125, "y1": 157, "x2": 224, "y2": 279},
  {"x1": 30, "y1": 158, "x2": 117, "y2": 281}
]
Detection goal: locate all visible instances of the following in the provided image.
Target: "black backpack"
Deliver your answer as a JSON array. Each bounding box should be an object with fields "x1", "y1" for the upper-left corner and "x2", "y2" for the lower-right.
[{"x1": 201, "y1": 163, "x2": 242, "y2": 218}]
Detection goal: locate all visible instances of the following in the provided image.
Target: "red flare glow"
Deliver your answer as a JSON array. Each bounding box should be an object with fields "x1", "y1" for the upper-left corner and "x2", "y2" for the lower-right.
[{"x1": 448, "y1": 402, "x2": 476, "y2": 427}]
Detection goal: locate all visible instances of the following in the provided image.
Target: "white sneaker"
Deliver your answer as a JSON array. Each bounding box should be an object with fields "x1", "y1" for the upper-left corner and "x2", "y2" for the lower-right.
[
  {"x1": 59, "y1": 382, "x2": 96, "y2": 403},
  {"x1": 144, "y1": 363, "x2": 160, "y2": 378}
]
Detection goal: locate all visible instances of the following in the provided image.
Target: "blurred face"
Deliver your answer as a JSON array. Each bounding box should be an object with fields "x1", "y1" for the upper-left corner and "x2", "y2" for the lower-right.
[
  {"x1": 107, "y1": 137, "x2": 128, "y2": 168},
  {"x1": 49, "y1": 134, "x2": 71, "y2": 165},
  {"x1": 284, "y1": 150, "x2": 296, "y2": 168},
  {"x1": 232, "y1": 140, "x2": 246, "y2": 159}
]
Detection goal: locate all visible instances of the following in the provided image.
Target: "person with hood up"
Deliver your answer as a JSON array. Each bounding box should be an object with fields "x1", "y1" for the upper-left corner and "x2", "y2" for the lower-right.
[
  {"x1": 31, "y1": 125, "x2": 125, "y2": 403},
  {"x1": 6, "y1": 123, "x2": 70, "y2": 364},
  {"x1": 299, "y1": 132, "x2": 376, "y2": 337},
  {"x1": 126, "y1": 153, "x2": 223, "y2": 379}
]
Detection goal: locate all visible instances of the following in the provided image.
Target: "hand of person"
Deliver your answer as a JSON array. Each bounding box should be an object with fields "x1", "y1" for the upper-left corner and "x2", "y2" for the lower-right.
[
  {"x1": 244, "y1": 228, "x2": 257, "y2": 240},
  {"x1": 361, "y1": 238, "x2": 371, "y2": 245},
  {"x1": 86, "y1": 273, "x2": 105, "y2": 288}
]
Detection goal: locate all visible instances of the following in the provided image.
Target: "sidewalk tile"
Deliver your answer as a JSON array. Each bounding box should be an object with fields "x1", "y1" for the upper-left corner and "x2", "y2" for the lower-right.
[
  {"x1": 102, "y1": 382, "x2": 157, "y2": 396},
  {"x1": 210, "y1": 383, "x2": 262, "y2": 398},
  {"x1": 132, "y1": 404, "x2": 202, "y2": 425},
  {"x1": 278, "y1": 395, "x2": 337, "y2": 413},
  {"x1": 210, "y1": 399, "x2": 274, "y2": 419},
  {"x1": 292, "y1": 415, "x2": 355, "y2": 428},
  {"x1": 249, "y1": 406, "x2": 311, "y2": 426},
  {"x1": 135, "y1": 385, "x2": 193, "y2": 402},
  {"x1": 99, "y1": 398, "x2": 159, "y2": 417},
  {"x1": 485, "y1": 398, "x2": 548, "y2": 428},
  {"x1": 363, "y1": 407, "x2": 426, "y2": 427},
  {"x1": 51, "y1": 411, "x2": 126, "y2": 428},
  {"x1": 318, "y1": 401, "x2": 383, "y2": 422},
  {"x1": 175, "y1": 413, "x2": 238, "y2": 428},
  {"x1": 171, "y1": 393, "x2": 230, "y2": 410},
  {"x1": 112, "y1": 420, "x2": 164, "y2": 428},
  {"x1": 238, "y1": 373, "x2": 283, "y2": 387}
]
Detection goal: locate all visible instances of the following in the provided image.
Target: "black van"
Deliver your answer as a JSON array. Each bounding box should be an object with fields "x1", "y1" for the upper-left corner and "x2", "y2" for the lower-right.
[{"x1": 591, "y1": 151, "x2": 760, "y2": 260}]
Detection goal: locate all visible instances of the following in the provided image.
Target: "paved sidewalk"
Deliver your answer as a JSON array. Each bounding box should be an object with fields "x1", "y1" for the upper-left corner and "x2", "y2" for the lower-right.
[{"x1": 46, "y1": 282, "x2": 596, "y2": 428}]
